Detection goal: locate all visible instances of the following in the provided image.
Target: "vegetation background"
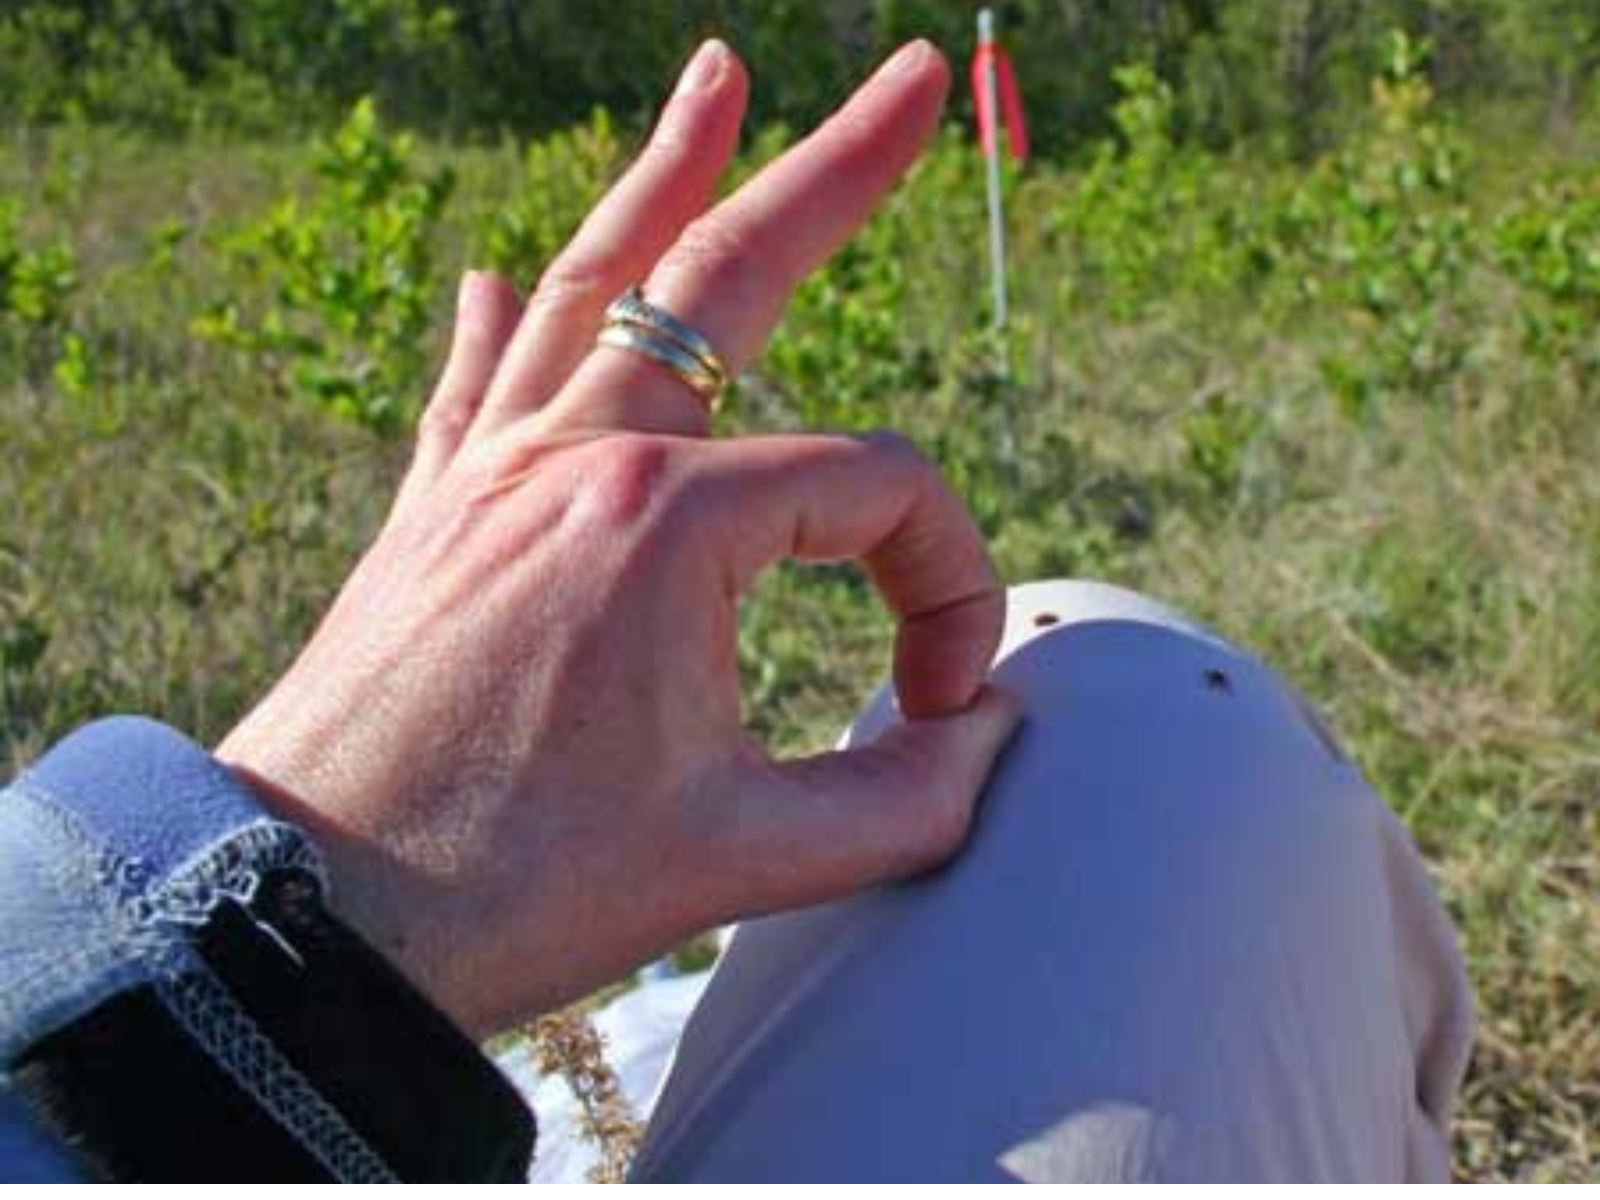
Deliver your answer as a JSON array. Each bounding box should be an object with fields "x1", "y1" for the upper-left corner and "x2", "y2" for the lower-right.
[{"x1": 1, "y1": 0, "x2": 1594, "y2": 1181}]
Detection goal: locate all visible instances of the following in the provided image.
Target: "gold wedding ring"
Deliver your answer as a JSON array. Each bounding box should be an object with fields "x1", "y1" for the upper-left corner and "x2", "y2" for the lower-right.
[{"x1": 599, "y1": 286, "x2": 730, "y2": 411}]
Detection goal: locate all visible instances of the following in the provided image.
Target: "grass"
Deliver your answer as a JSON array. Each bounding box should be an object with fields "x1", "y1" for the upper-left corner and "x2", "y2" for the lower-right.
[{"x1": 1, "y1": 109, "x2": 1596, "y2": 1180}]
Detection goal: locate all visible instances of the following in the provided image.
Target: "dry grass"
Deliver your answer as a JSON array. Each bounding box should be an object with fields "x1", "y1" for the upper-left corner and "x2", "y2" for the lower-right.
[{"x1": 2, "y1": 125, "x2": 1594, "y2": 1180}]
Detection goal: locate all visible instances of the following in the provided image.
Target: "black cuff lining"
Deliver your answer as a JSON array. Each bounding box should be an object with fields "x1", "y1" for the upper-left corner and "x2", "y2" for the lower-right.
[{"x1": 13, "y1": 868, "x2": 535, "y2": 1182}]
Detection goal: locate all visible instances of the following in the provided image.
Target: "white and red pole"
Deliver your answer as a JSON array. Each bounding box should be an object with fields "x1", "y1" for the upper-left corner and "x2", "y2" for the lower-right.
[
  {"x1": 972, "y1": 10, "x2": 1029, "y2": 362},
  {"x1": 976, "y1": 9, "x2": 1009, "y2": 332}
]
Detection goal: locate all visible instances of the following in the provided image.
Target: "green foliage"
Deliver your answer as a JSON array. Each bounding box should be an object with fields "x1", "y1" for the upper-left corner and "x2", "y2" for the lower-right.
[
  {"x1": 2, "y1": 0, "x2": 1597, "y2": 152},
  {"x1": 196, "y1": 98, "x2": 454, "y2": 436},
  {"x1": 1049, "y1": 64, "x2": 1246, "y2": 319},
  {"x1": 0, "y1": 611, "x2": 50, "y2": 677},
  {"x1": 1494, "y1": 177, "x2": 1600, "y2": 378},
  {"x1": 1, "y1": 25, "x2": 1597, "y2": 1182},
  {"x1": 1179, "y1": 392, "x2": 1265, "y2": 503},
  {"x1": 0, "y1": 199, "x2": 76, "y2": 326},
  {"x1": 484, "y1": 111, "x2": 622, "y2": 278},
  {"x1": 1039, "y1": 36, "x2": 1489, "y2": 423},
  {"x1": 51, "y1": 332, "x2": 92, "y2": 402},
  {"x1": 0, "y1": 4, "x2": 194, "y2": 132},
  {"x1": 0, "y1": 196, "x2": 82, "y2": 392},
  {"x1": 1304, "y1": 32, "x2": 1475, "y2": 417},
  {"x1": 764, "y1": 235, "x2": 929, "y2": 428}
]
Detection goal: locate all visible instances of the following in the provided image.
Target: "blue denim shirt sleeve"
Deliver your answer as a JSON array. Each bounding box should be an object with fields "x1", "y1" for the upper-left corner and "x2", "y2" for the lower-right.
[
  {"x1": 0, "y1": 716, "x2": 324, "y2": 1067},
  {"x1": 1, "y1": 716, "x2": 539, "y2": 1183},
  {"x1": 0, "y1": 716, "x2": 351, "y2": 1179}
]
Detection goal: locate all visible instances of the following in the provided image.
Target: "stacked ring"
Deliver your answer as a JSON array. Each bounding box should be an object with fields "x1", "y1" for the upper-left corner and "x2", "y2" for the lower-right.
[{"x1": 599, "y1": 286, "x2": 731, "y2": 411}]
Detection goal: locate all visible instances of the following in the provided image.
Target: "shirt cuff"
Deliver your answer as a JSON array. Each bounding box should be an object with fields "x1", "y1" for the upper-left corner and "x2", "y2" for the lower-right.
[{"x1": 1, "y1": 717, "x2": 534, "y2": 1180}]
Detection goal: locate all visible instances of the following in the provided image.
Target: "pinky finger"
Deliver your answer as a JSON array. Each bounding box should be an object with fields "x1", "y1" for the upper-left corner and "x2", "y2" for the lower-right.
[{"x1": 407, "y1": 270, "x2": 522, "y2": 492}]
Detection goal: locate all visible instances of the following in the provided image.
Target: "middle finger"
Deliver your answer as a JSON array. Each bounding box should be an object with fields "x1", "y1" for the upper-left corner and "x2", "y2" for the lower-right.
[{"x1": 535, "y1": 39, "x2": 951, "y2": 439}]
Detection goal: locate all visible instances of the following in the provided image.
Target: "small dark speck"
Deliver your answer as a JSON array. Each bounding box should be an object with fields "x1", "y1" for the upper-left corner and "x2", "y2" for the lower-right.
[
  {"x1": 1203, "y1": 667, "x2": 1233, "y2": 694},
  {"x1": 1033, "y1": 612, "x2": 1060, "y2": 628}
]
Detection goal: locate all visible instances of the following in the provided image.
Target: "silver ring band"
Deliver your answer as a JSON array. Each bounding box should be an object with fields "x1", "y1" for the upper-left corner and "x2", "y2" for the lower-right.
[
  {"x1": 599, "y1": 286, "x2": 731, "y2": 411},
  {"x1": 604, "y1": 287, "x2": 730, "y2": 390},
  {"x1": 597, "y1": 324, "x2": 725, "y2": 408}
]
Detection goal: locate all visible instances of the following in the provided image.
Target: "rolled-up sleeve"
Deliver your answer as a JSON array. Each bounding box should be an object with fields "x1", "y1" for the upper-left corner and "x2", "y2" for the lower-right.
[{"x1": 0, "y1": 717, "x2": 534, "y2": 1181}]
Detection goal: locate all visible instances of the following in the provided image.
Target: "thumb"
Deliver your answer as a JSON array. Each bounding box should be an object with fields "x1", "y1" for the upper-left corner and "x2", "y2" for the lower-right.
[{"x1": 713, "y1": 687, "x2": 1024, "y2": 918}]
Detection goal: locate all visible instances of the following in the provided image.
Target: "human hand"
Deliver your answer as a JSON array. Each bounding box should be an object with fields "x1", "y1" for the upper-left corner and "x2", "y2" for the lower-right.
[{"x1": 218, "y1": 38, "x2": 1020, "y2": 1038}]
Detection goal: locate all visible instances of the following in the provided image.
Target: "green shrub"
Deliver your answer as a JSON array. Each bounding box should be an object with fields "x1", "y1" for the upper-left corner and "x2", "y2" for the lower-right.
[
  {"x1": 1302, "y1": 33, "x2": 1476, "y2": 417},
  {"x1": 482, "y1": 110, "x2": 622, "y2": 279},
  {"x1": 2, "y1": 26, "x2": 1596, "y2": 1180},
  {"x1": 1049, "y1": 64, "x2": 1241, "y2": 319},
  {"x1": 0, "y1": 198, "x2": 76, "y2": 326},
  {"x1": 1494, "y1": 177, "x2": 1600, "y2": 382},
  {"x1": 196, "y1": 98, "x2": 453, "y2": 436}
]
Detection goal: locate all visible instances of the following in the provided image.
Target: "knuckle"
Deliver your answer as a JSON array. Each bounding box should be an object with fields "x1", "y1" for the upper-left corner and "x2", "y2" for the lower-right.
[
  {"x1": 861, "y1": 428, "x2": 935, "y2": 485},
  {"x1": 641, "y1": 123, "x2": 700, "y2": 173},
  {"x1": 532, "y1": 249, "x2": 620, "y2": 313},
  {"x1": 453, "y1": 435, "x2": 524, "y2": 499},
  {"x1": 661, "y1": 216, "x2": 754, "y2": 296},
  {"x1": 575, "y1": 434, "x2": 682, "y2": 528},
  {"x1": 861, "y1": 428, "x2": 925, "y2": 466},
  {"x1": 416, "y1": 396, "x2": 472, "y2": 444},
  {"x1": 874, "y1": 736, "x2": 979, "y2": 864},
  {"x1": 819, "y1": 107, "x2": 882, "y2": 160}
]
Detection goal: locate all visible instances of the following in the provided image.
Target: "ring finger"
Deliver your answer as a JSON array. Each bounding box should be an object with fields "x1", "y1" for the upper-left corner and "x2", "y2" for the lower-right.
[
  {"x1": 471, "y1": 39, "x2": 749, "y2": 438},
  {"x1": 534, "y1": 39, "x2": 951, "y2": 440}
]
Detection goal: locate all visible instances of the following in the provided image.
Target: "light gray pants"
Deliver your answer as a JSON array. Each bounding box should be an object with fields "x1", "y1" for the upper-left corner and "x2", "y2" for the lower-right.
[{"x1": 631, "y1": 582, "x2": 1476, "y2": 1182}]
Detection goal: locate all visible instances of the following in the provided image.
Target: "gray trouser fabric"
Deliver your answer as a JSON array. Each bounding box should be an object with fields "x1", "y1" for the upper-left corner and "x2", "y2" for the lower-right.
[{"x1": 631, "y1": 581, "x2": 1476, "y2": 1182}]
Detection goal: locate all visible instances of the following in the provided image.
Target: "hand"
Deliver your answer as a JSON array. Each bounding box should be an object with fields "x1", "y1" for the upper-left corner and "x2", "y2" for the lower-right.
[{"x1": 218, "y1": 39, "x2": 1021, "y2": 1039}]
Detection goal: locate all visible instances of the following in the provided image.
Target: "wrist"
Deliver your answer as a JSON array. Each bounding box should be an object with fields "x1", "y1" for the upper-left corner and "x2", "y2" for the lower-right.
[{"x1": 215, "y1": 743, "x2": 483, "y2": 1037}]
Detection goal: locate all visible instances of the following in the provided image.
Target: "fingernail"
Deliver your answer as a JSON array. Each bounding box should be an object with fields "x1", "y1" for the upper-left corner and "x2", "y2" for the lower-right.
[
  {"x1": 457, "y1": 269, "x2": 481, "y2": 309},
  {"x1": 678, "y1": 38, "x2": 730, "y2": 94},
  {"x1": 879, "y1": 38, "x2": 934, "y2": 80}
]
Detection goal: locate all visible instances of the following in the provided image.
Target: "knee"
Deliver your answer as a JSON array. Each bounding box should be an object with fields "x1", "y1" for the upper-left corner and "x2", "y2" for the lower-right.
[
  {"x1": 852, "y1": 578, "x2": 1361, "y2": 859},
  {"x1": 635, "y1": 581, "x2": 1462, "y2": 1181},
  {"x1": 845, "y1": 579, "x2": 1382, "y2": 972}
]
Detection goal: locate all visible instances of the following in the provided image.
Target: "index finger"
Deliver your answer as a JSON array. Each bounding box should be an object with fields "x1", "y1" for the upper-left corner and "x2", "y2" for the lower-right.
[
  {"x1": 538, "y1": 40, "x2": 952, "y2": 438},
  {"x1": 695, "y1": 432, "x2": 1003, "y2": 718}
]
